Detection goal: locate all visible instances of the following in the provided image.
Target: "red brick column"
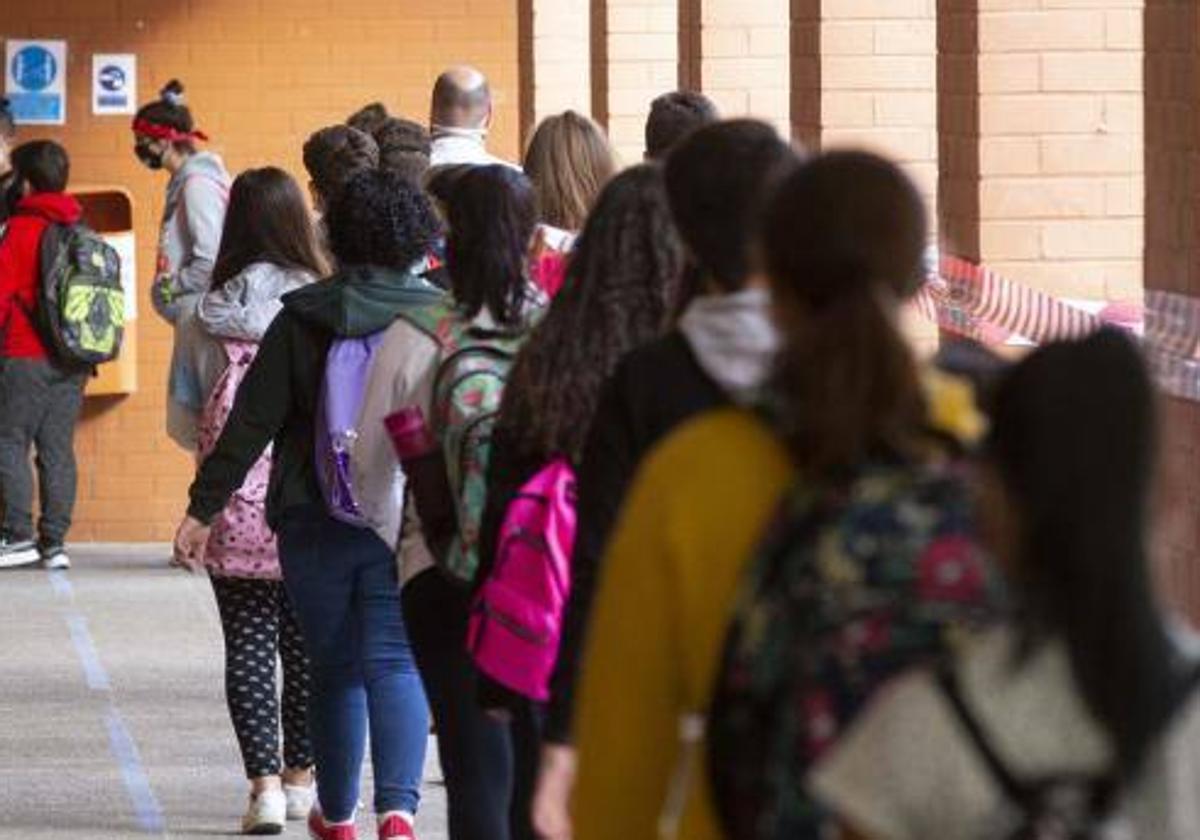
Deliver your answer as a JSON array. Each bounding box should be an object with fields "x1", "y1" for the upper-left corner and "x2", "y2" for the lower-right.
[{"x1": 1145, "y1": 0, "x2": 1200, "y2": 622}]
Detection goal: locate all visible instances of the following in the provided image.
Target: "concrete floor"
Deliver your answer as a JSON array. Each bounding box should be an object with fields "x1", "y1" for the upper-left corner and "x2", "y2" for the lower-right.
[{"x1": 0, "y1": 545, "x2": 447, "y2": 840}]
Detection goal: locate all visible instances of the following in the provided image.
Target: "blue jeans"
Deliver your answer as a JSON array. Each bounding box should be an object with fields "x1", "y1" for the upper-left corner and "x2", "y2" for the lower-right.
[{"x1": 278, "y1": 507, "x2": 428, "y2": 822}]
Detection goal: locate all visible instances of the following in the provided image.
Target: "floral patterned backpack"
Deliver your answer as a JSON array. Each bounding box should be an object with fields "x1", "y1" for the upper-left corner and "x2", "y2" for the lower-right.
[
  {"x1": 704, "y1": 459, "x2": 1005, "y2": 840},
  {"x1": 398, "y1": 301, "x2": 537, "y2": 584},
  {"x1": 196, "y1": 340, "x2": 279, "y2": 579}
]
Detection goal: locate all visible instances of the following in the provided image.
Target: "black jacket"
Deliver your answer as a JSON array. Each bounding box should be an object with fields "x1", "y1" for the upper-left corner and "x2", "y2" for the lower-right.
[
  {"x1": 187, "y1": 265, "x2": 444, "y2": 528},
  {"x1": 544, "y1": 329, "x2": 728, "y2": 742}
]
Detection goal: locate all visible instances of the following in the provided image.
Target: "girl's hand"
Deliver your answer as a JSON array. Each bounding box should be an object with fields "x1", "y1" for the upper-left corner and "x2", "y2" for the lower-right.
[
  {"x1": 172, "y1": 515, "x2": 211, "y2": 573},
  {"x1": 532, "y1": 744, "x2": 577, "y2": 840}
]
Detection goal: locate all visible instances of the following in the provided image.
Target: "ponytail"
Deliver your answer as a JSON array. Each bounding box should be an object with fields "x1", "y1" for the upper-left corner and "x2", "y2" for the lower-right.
[
  {"x1": 763, "y1": 152, "x2": 930, "y2": 477},
  {"x1": 770, "y1": 282, "x2": 926, "y2": 476}
]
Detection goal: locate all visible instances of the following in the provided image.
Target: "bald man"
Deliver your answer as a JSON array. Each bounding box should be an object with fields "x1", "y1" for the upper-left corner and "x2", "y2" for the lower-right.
[{"x1": 428, "y1": 65, "x2": 519, "y2": 170}]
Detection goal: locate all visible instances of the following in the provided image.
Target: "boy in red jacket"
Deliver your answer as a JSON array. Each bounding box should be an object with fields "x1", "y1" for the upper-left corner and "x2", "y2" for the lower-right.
[{"x1": 0, "y1": 141, "x2": 87, "y2": 570}]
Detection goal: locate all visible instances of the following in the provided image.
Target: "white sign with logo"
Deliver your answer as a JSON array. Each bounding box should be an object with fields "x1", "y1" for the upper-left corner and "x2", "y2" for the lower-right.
[
  {"x1": 4, "y1": 39, "x2": 67, "y2": 125},
  {"x1": 92, "y1": 54, "x2": 136, "y2": 116}
]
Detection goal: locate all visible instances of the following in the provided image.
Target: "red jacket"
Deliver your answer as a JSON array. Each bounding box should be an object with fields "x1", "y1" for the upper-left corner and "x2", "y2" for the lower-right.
[{"x1": 0, "y1": 192, "x2": 83, "y2": 359}]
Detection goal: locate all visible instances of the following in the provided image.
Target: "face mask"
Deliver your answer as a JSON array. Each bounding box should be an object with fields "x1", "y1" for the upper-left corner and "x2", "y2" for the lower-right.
[
  {"x1": 432, "y1": 124, "x2": 489, "y2": 144},
  {"x1": 135, "y1": 142, "x2": 165, "y2": 170}
]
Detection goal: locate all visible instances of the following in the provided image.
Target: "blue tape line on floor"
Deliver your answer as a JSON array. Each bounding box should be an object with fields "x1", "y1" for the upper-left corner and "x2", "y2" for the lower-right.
[{"x1": 51, "y1": 572, "x2": 167, "y2": 835}]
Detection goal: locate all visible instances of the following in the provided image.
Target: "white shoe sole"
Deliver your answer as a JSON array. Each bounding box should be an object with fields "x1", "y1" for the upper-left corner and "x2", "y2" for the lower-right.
[
  {"x1": 0, "y1": 547, "x2": 41, "y2": 569},
  {"x1": 44, "y1": 554, "x2": 71, "y2": 571}
]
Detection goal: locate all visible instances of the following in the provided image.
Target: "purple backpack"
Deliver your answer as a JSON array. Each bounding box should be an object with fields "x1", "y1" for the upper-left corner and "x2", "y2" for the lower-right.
[
  {"x1": 315, "y1": 332, "x2": 385, "y2": 526},
  {"x1": 467, "y1": 458, "x2": 576, "y2": 701}
]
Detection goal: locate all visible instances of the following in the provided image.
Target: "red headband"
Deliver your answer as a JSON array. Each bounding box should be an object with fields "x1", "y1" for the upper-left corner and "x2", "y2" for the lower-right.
[{"x1": 132, "y1": 118, "x2": 209, "y2": 143}]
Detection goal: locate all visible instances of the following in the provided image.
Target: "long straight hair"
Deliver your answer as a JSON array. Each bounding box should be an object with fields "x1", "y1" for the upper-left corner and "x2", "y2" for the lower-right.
[
  {"x1": 523, "y1": 111, "x2": 616, "y2": 231},
  {"x1": 498, "y1": 164, "x2": 686, "y2": 463},
  {"x1": 445, "y1": 165, "x2": 538, "y2": 328},
  {"x1": 988, "y1": 330, "x2": 1178, "y2": 778},
  {"x1": 764, "y1": 152, "x2": 929, "y2": 478},
  {"x1": 210, "y1": 167, "x2": 330, "y2": 289}
]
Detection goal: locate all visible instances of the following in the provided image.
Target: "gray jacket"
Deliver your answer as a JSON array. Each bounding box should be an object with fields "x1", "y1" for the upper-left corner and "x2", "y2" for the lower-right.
[
  {"x1": 167, "y1": 261, "x2": 316, "y2": 450},
  {"x1": 151, "y1": 151, "x2": 230, "y2": 324}
]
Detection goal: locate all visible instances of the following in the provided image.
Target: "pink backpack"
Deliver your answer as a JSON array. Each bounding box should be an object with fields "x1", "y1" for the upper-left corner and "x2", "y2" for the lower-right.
[
  {"x1": 196, "y1": 340, "x2": 280, "y2": 579},
  {"x1": 467, "y1": 458, "x2": 576, "y2": 701}
]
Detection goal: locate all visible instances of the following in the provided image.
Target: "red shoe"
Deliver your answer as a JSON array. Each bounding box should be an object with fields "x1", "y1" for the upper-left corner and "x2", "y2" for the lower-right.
[
  {"x1": 377, "y1": 812, "x2": 416, "y2": 840},
  {"x1": 308, "y1": 808, "x2": 358, "y2": 840}
]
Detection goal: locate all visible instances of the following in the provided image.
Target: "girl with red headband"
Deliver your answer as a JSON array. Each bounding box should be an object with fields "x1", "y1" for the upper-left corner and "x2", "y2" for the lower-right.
[{"x1": 133, "y1": 79, "x2": 231, "y2": 450}]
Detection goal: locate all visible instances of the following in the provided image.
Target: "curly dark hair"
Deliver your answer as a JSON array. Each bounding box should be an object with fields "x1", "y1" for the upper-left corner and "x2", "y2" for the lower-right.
[
  {"x1": 347, "y1": 101, "x2": 390, "y2": 135},
  {"x1": 374, "y1": 117, "x2": 431, "y2": 184},
  {"x1": 445, "y1": 165, "x2": 537, "y2": 327},
  {"x1": 497, "y1": 165, "x2": 686, "y2": 463},
  {"x1": 303, "y1": 124, "x2": 379, "y2": 208},
  {"x1": 325, "y1": 168, "x2": 442, "y2": 270}
]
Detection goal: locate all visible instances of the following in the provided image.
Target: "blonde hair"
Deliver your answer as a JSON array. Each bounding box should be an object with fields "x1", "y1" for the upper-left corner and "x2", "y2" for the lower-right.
[{"x1": 523, "y1": 111, "x2": 616, "y2": 231}]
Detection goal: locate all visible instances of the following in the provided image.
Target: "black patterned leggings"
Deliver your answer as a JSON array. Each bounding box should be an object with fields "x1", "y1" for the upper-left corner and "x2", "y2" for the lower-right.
[{"x1": 211, "y1": 576, "x2": 314, "y2": 779}]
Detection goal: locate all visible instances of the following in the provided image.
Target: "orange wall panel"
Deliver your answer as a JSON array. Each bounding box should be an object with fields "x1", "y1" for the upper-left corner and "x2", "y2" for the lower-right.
[{"x1": 2, "y1": 0, "x2": 519, "y2": 541}]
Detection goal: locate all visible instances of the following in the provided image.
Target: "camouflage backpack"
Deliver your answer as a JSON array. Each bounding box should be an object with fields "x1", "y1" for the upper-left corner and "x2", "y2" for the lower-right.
[
  {"x1": 399, "y1": 301, "x2": 536, "y2": 584},
  {"x1": 36, "y1": 222, "x2": 124, "y2": 370}
]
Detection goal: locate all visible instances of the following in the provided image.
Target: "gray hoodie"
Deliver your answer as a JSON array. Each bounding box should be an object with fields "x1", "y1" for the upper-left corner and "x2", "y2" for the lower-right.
[
  {"x1": 167, "y1": 261, "x2": 315, "y2": 450},
  {"x1": 151, "y1": 151, "x2": 230, "y2": 324},
  {"x1": 678, "y1": 287, "x2": 779, "y2": 404}
]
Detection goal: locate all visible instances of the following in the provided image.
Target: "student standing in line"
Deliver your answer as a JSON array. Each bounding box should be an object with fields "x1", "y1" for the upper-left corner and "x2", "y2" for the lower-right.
[
  {"x1": 179, "y1": 167, "x2": 327, "y2": 835},
  {"x1": 811, "y1": 330, "x2": 1200, "y2": 840},
  {"x1": 175, "y1": 169, "x2": 444, "y2": 840},
  {"x1": 567, "y1": 151, "x2": 993, "y2": 840},
  {"x1": 644, "y1": 90, "x2": 719, "y2": 161},
  {"x1": 0, "y1": 142, "x2": 89, "y2": 571},
  {"x1": 302, "y1": 124, "x2": 380, "y2": 217},
  {"x1": 354, "y1": 166, "x2": 543, "y2": 840},
  {"x1": 476, "y1": 164, "x2": 686, "y2": 839},
  {"x1": 133, "y1": 79, "x2": 231, "y2": 451},
  {"x1": 372, "y1": 117, "x2": 432, "y2": 186},
  {"x1": 522, "y1": 111, "x2": 616, "y2": 297},
  {"x1": 428, "y1": 66, "x2": 520, "y2": 172},
  {"x1": 531, "y1": 119, "x2": 797, "y2": 839}
]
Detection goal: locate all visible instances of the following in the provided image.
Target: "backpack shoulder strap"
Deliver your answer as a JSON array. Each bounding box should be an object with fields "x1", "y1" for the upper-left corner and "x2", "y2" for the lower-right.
[
  {"x1": 936, "y1": 661, "x2": 1031, "y2": 807},
  {"x1": 398, "y1": 301, "x2": 461, "y2": 349}
]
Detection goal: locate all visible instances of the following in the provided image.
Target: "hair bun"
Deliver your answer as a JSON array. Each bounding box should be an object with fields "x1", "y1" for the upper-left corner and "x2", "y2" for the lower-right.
[{"x1": 161, "y1": 79, "x2": 186, "y2": 107}]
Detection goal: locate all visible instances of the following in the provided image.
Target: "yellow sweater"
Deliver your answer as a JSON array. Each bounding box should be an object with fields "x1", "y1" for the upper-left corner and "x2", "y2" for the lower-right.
[{"x1": 572, "y1": 408, "x2": 794, "y2": 840}]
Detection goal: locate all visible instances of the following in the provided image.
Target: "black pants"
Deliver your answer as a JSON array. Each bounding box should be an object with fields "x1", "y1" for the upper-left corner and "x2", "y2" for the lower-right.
[
  {"x1": 211, "y1": 575, "x2": 314, "y2": 779},
  {"x1": 403, "y1": 568, "x2": 539, "y2": 840},
  {"x1": 0, "y1": 358, "x2": 86, "y2": 547}
]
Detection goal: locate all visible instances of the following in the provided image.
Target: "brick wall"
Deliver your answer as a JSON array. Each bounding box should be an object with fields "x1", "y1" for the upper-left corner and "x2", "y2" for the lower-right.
[
  {"x1": 818, "y1": 0, "x2": 938, "y2": 214},
  {"x1": 601, "y1": 0, "x2": 679, "y2": 162},
  {"x1": 695, "y1": 0, "x2": 790, "y2": 135},
  {"x1": 520, "y1": 0, "x2": 591, "y2": 145},
  {"x1": 938, "y1": 0, "x2": 1144, "y2": 302},
  {"x1": 2, "y1": 0, "x2": 521, "y2": 541}
]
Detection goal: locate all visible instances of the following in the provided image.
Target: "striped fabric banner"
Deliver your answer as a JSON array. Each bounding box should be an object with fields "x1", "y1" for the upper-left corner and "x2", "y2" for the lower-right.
[{"x1": 917, "y1": 253, "x2": 1200, "y2": 402}]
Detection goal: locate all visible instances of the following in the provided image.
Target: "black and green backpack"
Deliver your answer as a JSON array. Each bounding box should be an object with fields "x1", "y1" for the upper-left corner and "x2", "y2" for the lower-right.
[{"x1": 35, "y1": 222, "x2": 125, "y2": 369}]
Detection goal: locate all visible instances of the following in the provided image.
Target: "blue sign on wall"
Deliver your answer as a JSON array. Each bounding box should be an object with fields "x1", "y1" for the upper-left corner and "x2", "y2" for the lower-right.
[{"x1": 4, "y1": 39, "x2": 67, "y2": 125}]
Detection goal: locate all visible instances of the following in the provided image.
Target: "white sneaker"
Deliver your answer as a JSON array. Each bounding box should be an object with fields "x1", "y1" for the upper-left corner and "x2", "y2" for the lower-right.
[
  {"x1": 285, "y1": 781, "x2": 317, "y2": 821},
  {"x1": 242, "y1": 789, "x2": 286, "y2": 835},
  {"x1": 42, "y1": 547, "x2": 71, "y2": 571},
  {"x1": 0, "y1": 538, "x2": 40, "y2": 569}
]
